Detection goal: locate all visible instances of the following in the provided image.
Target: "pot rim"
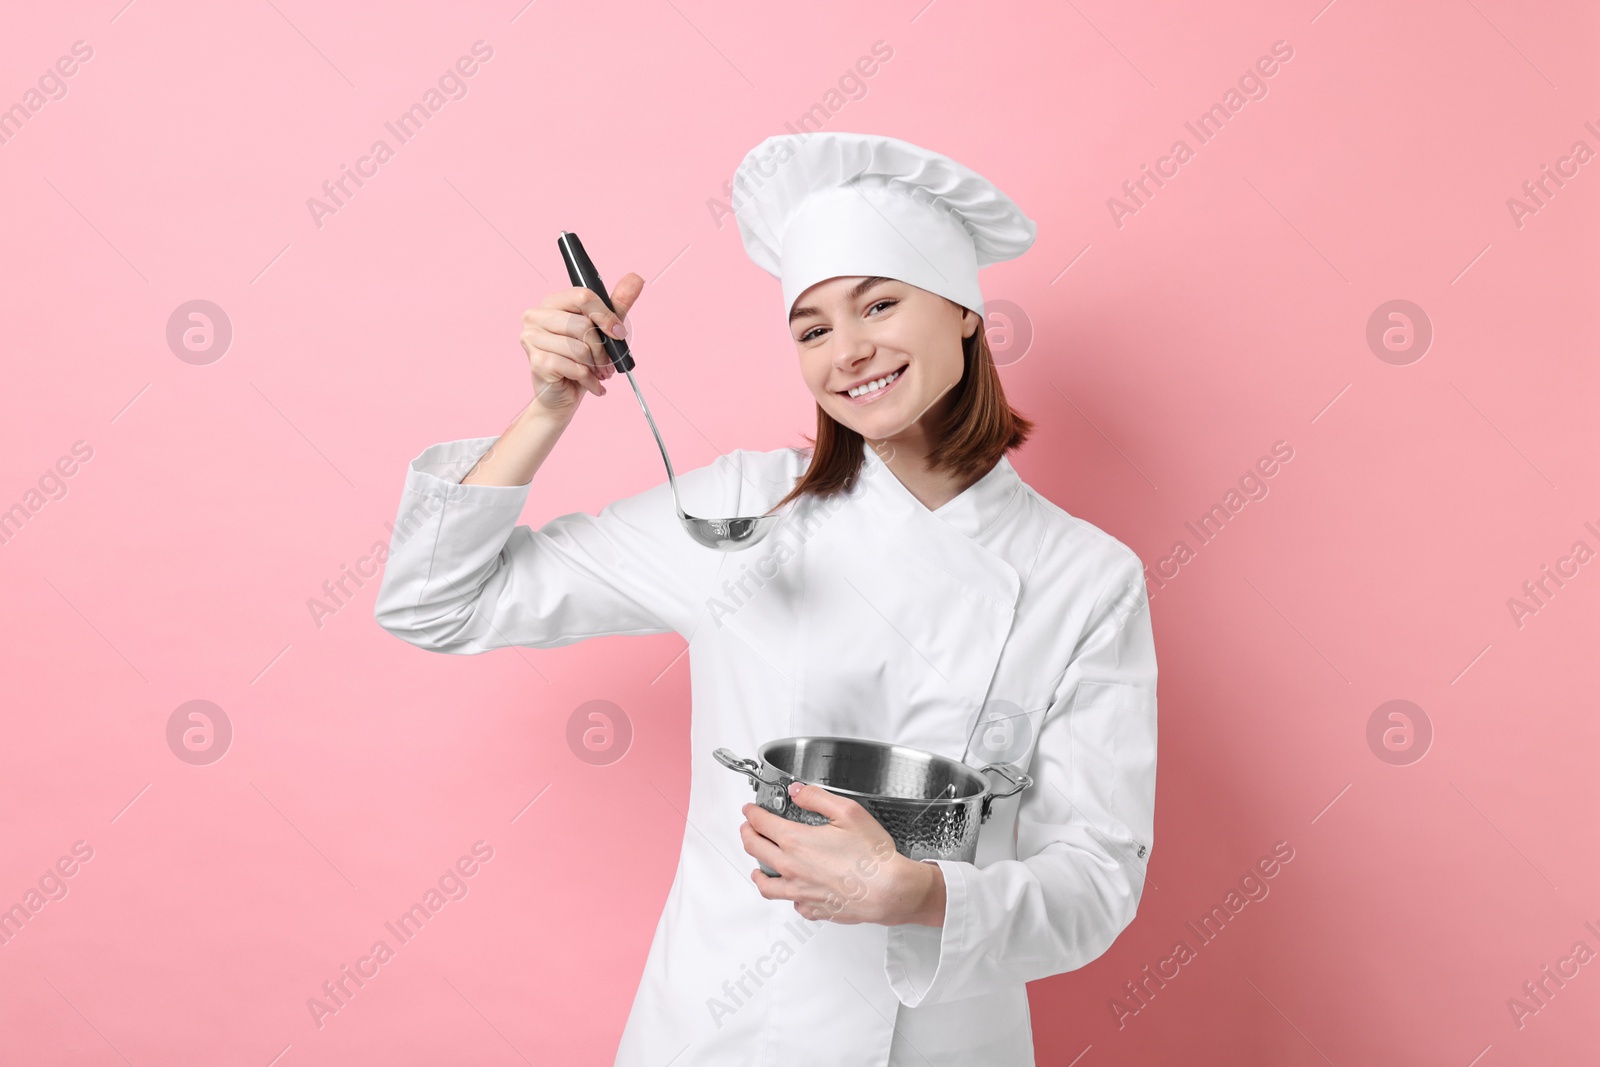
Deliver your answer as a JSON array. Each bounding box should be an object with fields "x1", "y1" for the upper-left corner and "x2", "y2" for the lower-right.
[{"x1": 755, "y1": 735, "x2": 1013, "y2": 805}]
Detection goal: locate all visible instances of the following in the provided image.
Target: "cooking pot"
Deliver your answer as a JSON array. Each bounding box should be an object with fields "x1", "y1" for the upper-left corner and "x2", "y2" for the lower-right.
[{"x1": 714, "y1": 736, "x2": 1033, "y2": 875}]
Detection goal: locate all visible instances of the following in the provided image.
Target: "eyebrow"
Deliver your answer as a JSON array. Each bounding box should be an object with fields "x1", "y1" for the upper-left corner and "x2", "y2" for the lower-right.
[{"x1": 788, "y1": 276, "x2": 895, "y2": 324}]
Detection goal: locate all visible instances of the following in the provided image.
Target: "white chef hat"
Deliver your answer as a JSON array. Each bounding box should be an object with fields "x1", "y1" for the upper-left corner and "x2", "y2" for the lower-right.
[{"x1": 732, "y1": 131, "x2": 1037, "y2": 321}]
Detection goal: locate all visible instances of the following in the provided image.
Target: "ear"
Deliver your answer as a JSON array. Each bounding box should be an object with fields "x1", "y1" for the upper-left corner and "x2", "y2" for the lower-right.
[{"x1": 961, "y1": 306, "x2": 981, "y2": 340}]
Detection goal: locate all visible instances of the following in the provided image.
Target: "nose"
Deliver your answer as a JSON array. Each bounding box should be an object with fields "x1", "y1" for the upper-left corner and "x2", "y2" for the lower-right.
[{"x1": 830, "y1": 318, "x2": 875, "y2": 372}]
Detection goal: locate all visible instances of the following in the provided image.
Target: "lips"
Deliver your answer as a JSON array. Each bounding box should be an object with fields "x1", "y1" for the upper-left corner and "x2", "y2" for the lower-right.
[{"x1": 839, "y1": 364, "x2": 908, "y2": 403}]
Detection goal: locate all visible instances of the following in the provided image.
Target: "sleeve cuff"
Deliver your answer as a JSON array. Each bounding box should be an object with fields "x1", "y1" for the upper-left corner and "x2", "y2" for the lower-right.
[
  {"x1": 883, "y1": 858, "x2": 967, "y2": 1007},
  {"x1": 402, "y1": 437, "x2": 534, "y2": 507}
]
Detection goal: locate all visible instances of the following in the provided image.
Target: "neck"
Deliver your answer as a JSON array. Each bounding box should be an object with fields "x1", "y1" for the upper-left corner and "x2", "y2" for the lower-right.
[{"x1": 867, "y1": 399, "x2": 978, "y2": 511}]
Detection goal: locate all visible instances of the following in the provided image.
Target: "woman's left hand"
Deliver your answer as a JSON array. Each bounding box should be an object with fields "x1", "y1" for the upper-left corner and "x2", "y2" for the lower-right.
[{"x1": 740, "y1": 782, "x2": 946, "y2": 927}]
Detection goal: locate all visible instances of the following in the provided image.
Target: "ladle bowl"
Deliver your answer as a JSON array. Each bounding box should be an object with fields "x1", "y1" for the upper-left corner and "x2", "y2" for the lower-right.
[{"x1": 682, "y1": 513, "x2": 782, "y2": 552}]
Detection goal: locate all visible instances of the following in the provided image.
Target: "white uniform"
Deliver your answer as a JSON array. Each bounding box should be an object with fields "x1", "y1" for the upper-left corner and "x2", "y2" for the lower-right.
[{"x1": 374, "y1": 434, "x2": 1159, "y2": 1066}]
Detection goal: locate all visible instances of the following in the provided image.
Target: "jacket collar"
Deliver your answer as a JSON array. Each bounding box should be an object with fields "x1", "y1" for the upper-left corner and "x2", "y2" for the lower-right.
[
  {"x1": 858, "y1": 440, "x2": 1023, "y2": 541},
  {"x1": 854, "y1": 440, "x2": 1022, "y2": 611}
]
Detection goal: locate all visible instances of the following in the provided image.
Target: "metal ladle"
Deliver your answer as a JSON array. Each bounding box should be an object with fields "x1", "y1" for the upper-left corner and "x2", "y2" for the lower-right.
[{"x1": 558, "y1": 231, "x2": 781, "y2": 552}]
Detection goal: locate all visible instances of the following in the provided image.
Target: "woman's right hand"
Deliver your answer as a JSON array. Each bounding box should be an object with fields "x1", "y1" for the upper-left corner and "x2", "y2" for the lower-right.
[{"x1": 519, "y1": 274, "x2": 645, "y2": 419}]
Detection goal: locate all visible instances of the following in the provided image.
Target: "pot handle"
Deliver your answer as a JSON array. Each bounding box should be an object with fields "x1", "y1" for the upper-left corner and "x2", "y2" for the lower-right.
[
  {"x1": 714, "y1": 747, "x2": 783, "y2": 792},
  {"x1": 981, "y1": 762, "x2": 1033, "y2": 799},
  {"x1": 978, "y1": 762, "x2": 1034, "y2": 822}
]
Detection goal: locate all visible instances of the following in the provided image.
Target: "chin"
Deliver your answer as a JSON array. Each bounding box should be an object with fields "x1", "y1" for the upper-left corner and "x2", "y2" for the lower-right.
[{"x1": 828, "y1": 407, "x2": 909, "y2": 441}]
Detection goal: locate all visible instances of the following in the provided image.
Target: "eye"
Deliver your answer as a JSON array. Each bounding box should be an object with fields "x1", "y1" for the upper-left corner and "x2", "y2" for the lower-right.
[{"x1": 795, "y1": 299, "x2": 896, "y2": 344}]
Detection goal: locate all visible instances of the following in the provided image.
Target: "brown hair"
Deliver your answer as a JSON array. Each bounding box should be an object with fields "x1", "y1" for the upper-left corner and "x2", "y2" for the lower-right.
[{"x1": 771, "y1": 317, "x2": 1034, "y2": 511}]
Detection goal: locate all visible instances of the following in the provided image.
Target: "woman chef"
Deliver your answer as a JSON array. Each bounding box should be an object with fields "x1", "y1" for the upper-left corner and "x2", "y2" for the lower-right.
[{"x1": 374, "y1": 132, "x2": 1158, "y2": 1067}]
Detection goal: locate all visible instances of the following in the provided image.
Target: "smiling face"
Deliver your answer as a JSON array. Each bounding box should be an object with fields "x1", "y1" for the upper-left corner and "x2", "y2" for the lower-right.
[{"x1": 788, "y1": 276, "x2": 980, "y2": 443}]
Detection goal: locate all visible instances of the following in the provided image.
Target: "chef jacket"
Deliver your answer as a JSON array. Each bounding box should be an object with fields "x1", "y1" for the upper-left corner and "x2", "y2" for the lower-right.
[{"x1": 373, "y1": 435, "x2": 1159, "y2": 1066}]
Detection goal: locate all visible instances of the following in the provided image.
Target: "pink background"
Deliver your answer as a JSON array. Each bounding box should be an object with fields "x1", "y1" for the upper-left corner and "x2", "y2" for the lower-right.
[{"x1": 2, "y1": 1, "x2": 1595, "y2": 1064}]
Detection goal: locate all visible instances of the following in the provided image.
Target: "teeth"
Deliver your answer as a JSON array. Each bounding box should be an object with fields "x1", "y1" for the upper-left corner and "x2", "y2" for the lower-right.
[{"x1": 847, "y1": 367, "x2": 902, "y2": 397}]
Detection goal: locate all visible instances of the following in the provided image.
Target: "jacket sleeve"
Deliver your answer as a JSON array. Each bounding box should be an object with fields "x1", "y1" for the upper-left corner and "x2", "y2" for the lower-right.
[
  {"x1": 883, "y1": 549, "x2": 1158, "y2": 1006},
  {"x1": 373, "y1": 436, "x2": 726, "y2": 652}
]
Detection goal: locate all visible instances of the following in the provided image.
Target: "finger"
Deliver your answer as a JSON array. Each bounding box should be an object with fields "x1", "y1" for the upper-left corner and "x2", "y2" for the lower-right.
[
  {"x1": 521, "y1": 307, "x2": 613, "y2": 384},
  {"x1": 531, "y1": 291, "x2": 626, "y2": 380},
  {"x1": 608, "y1": 273, "x2": 646, "y2": 322},
  {"x1": 742, "y1": 803, "x2": 798, "y2": 845},
  {"x1": 531, "y1": 353, "x2": 605, "y2": 399},
  {"x1": 531, "y1": 352, "x2": 607, "y2": 399},
  {"x1": 558, "y1": 285, "x2": 630, "y2": 344},
  {"x1": 572, "y1": 313, "x2": 622, "y2": 371},
  {"x1": 522, "y1": 332, "x2": 609, "y2": 396},
  {"x1": 739, "y1": 820, "x2": 786, "y2": 873},
  {"x1": 784, "y1": 782, "x2": 852, "y2": 822},
  {"x1": 520, "y1": 337, "x2": 569, "y2": 399},
  {"x1": 532, "y1": 285, "x2": 626, "y2": 334},
  {"x1": 752, "y1": 868, "x2": 792, "y2": 900},
  {"x1": 525, "y1": 307, "x2": 612, "y2": 371}
]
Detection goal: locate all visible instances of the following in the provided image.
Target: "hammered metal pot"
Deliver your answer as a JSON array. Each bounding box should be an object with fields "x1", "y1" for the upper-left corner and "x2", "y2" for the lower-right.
[{"x1": 714, "y1": 736, "x2": 1033, "y2": 876}]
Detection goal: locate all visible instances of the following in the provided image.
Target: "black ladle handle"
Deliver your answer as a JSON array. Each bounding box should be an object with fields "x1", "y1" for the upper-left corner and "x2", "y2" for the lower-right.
[{"x1": 557, "y1": 231, "x2": 635, "y2": 373}]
